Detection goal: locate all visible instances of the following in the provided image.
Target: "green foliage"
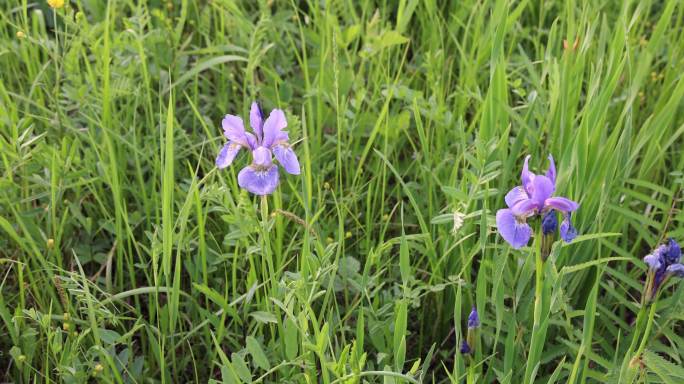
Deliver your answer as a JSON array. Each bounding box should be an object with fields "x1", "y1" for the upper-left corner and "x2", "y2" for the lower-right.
[{"x1": 1, "y1": 0, "x2": 684, "y2": 382}]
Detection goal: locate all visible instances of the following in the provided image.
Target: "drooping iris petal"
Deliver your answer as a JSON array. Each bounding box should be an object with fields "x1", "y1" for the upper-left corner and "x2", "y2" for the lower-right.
[
  {"x1": 560, "y1": 214, "x2": 578, "y2": 242},
  {"x1": 545, "y1": 197, "x2": 579, "y2": 212},
  {"x1": 505, "y1": 186, "x2": 528, "y2": 208},
  {"x1": 262, "y1": 109, "x2": 288, "y2": 148},
  {"x1": 664, "y1": 238, "x2": 681, "y2": 265},
  {"x1": 237, "y1": 165, "x2": 280, "y2": 196},
  {"x1": 531, "y1": 176, "x2": 554, "y2": 208},
  {"x1": 546, "y1": 155, "x2": 556, "y2": 187},
  {"x1": 216, "y1": 142, "x2": 241, "y2": 169},
  {"x1": 250, "y1": 102, "x2": 264, "y2": 141},
  {"x1": 521, "y1": 155, "x2": 535, "y2": 195},
  {"x1": 467, "y1": 307, "x2": 480, "y2": 328},
  {"x1": 541, "y1": 210, "x2": 558, "y2": 235},
  {"x1": 511, "y1": 199, "x2": 538, "y2": 217},
  {"x1": 496, "y1": 209, "x2": 532, "y2": 249},
  {"x1": 252, "y1": 146, "x2": 273, "y2": 167},
  {"x1": 273, "y1": 145, "x2": 300, "y2": 175},
  {"x1": 666, "y1": 264, "x2": 684, "y2": 278},
  {"x1": 643, "y1": 253, "x2": 662, "y2": 271}
]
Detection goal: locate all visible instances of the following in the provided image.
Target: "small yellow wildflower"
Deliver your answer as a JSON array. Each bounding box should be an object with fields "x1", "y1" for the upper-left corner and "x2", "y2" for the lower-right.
[
  {"x1": 16, "y1": 31, "x2": 25, "y2": 39},
  {"x1": 47, "y1": 0, "x2": 65, "y2": 9},
  {"x1": 47, "y1": 238, "x2": 54, "y2": 249}
]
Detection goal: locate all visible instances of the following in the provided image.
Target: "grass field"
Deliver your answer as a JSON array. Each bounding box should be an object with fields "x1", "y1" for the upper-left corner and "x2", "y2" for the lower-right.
[{"x1": 2, "y1": 0, "x2": 684, "y2": 382}]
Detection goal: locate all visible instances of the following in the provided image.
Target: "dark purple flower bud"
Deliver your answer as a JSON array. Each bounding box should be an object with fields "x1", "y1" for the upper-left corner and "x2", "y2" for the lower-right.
[
  {"x1": 541, "y1": 210, "x2": 557, "y2": 235},
  {"x1": 460, "y1": 340, "x2": 471, "y2": 354},
  {"x1": 663, "y1": 238, "x2": 681, "y2": 265},
  {"x1": 560, "y1": 213, "x2": 577, "y2": 243},
  {"x1": 467, "y1": 307, "x2": 480, "y2": 329}
]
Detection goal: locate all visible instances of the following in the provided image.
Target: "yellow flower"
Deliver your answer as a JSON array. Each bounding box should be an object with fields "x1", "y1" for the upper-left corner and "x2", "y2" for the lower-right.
[
  {"x1": 47, "y1": 0, "x2": 65, "y2": 9},
  {"x1": 16, "y1": 31, "x2": 25, "y2": 39}
]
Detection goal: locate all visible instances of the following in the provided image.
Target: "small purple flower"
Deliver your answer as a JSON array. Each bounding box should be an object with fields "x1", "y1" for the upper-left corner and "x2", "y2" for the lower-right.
[
  {"x1": 216, "y1": 102, "x2": 300, "y2": 195},
  {"x1": 496, "y1": 155, "x2": 579, "y2": 249},
  {"x1": 467, "y1": 307, "x2": 480, "y2": 329},
  {"x1": 643, "y1": 239, "x2": 684, "y2": 301},
  {"x1": 459, "y1": 340, "x2": 471, "y2": 354}
]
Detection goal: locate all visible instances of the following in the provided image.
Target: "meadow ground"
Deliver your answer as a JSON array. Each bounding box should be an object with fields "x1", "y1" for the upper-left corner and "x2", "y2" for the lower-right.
[{"x1": 1, "y1": 0, "x2": 684, "y2": 383}]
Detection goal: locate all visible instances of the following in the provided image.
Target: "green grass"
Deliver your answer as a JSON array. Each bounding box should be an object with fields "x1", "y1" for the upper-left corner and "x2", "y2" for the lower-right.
[{"x1": 1, "y1": 0, "x2": 684, "y2": 382}]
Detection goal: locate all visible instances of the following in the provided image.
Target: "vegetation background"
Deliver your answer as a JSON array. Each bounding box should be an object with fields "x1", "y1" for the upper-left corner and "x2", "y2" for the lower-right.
[{"x1": 1, "y1": 0, "x2": 684, "y2": 382}]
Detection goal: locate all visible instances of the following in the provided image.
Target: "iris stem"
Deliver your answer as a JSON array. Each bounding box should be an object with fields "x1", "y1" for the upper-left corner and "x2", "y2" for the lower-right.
[
  {"x1": 259, "y1": 196, "x2": 276, "y2": 310},
  {"x1": 617, "y1": 301, "x2": 650, "y2": 381},
  {"x1": 523, "y1": 227, "x2": 545, "y2": 384},
  {"x1": 634, "y1": 300, "x2": 658, "y2": 359}
]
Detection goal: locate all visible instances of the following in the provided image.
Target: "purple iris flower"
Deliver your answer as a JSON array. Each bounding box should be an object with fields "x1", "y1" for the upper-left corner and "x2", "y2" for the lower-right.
[
  {"x1": 467, "y1": 307, "x2": 480, "y2": 329},
  {"x1": 496, "y1": 155, "x2": 579, "y2": 249},
  {"x1": 216, "y1": 102, "x2": 300, "y2": 195},
  {"x1": 643, "y1": 239, "x2": 684, "y2": 301}
]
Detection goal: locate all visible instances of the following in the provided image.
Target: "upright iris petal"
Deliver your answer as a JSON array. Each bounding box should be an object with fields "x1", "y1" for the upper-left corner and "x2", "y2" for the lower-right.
[
  {"x1": 545, "y1": 155, "x2": 556, "y2": 186},
  {"x1": 460, "y1": 340, "x2": 471, "y2": 354},
  {"x1": 262, "y1": 109, "x2": 288, "y2": 148},
  {"x1": 250, "y1": 102, "x2": 264, "y2": 141},
  {"x1": 530, "y1": 176, "x2": 554, "y2": 208}
]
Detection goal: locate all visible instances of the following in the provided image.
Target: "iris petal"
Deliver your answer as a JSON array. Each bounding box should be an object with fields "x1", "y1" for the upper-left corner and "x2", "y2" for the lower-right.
[
  {"x1": 531, "y1": 176, "x2": 554, "y2": 207},
  {"x1": 545, "y1": 197, "x2": 579, "y2": 212},
  {"x1": 511, "y1": 199, "x2": 538, "y2": 216},
  {"x1": 216, "y1": 142, "x2": 241, "y2": 169},
  {"x1": 496, "y1": 208, "x2": 532, "y2": 249},
  {"x1": 273, "y1": 145, "x2": 300, "y2": 175},
  {"x1": 643, "y1": 254, "x2": 661, "y2": 271},
  {"x1": 546, "y1": 154, "x2": 556, "y2": 188},
  {"x1": 521, "y1": 155, "x2": 535, "y2": 195},
  {"x1": 237, "y1": 165, "x2": 280, "y2": 196},
  {"x1": 250, "y1": 102, "x2": 264, "y2": 142},
  {"x1": 560, "y1": 214, "x2": 578, "y2": 242},
  {"x1": 666, "y1": 264, "x2": 684, "y2": 278},
  {"x1": 505, "y1": 186, "x2": 528, "y2": 208},
  {"x1": 262, "y1": 109, "x2": 288, "y2": 148}
]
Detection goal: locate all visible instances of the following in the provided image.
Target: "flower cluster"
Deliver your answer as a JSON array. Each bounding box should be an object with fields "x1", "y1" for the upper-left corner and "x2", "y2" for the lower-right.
[
  {"x1": 216, "y1": 102, "x2": 300, "y2": 195},
  {"x1": 496, "y1": 155, "x2": 579, "y2": 250},
  {"x1": 642, "y1": 238, "x2": 684, "y2": 302}
]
